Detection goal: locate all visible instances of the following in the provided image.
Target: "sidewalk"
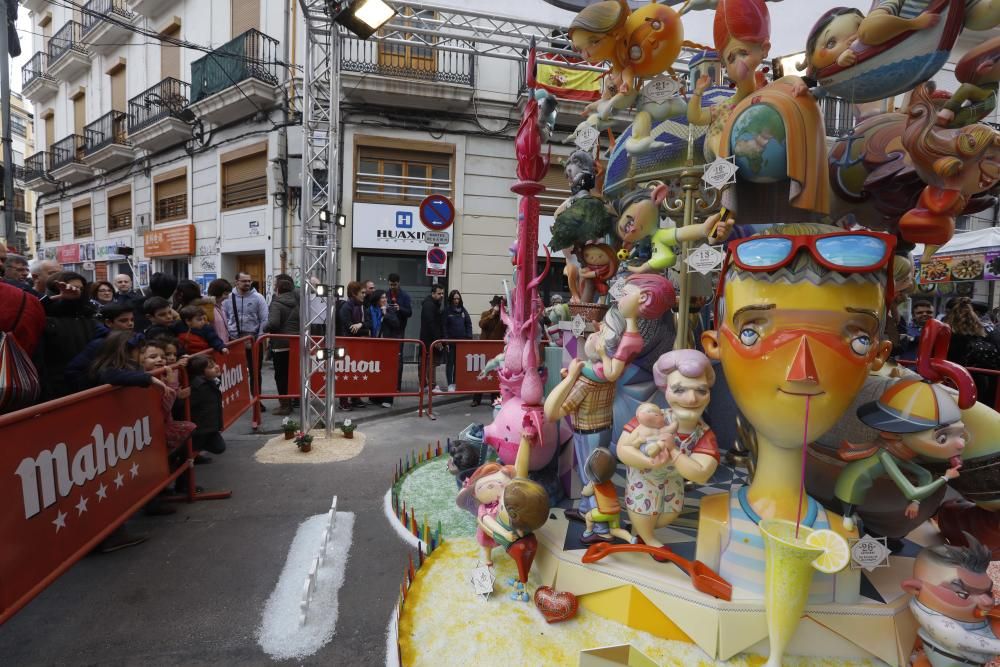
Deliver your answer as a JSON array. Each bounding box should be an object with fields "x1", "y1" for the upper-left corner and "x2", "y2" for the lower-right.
[{"x1": 250, "y1": 359, "x2": 494, "y2": 433}]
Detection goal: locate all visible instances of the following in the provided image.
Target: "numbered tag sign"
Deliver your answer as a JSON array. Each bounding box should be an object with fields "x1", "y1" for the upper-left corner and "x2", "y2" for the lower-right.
[
  {"x1": 609, "y1": 278, "x2": 629, "y2": 301},
  {"x1": 849, "y1": 534, "x2": 891, "y2": 572},
  {"x1": 571, "y1": 314, "x2": 587, "y2": 338},
  {"x1": 685, "y1": 244, "x2": 724, "y2": 275},
  {"x1": 469, "y1": 563, "x2": 496, "y2": 600},
  {"x1": 574, "y1": 125, "x2": 600, "y2": 151},
  {"x1": 702, "y1": 156, "x2": 739, "y2": 190},
  {"x1": 640, "y1": 75, "x2": 681, "y2": 105}
]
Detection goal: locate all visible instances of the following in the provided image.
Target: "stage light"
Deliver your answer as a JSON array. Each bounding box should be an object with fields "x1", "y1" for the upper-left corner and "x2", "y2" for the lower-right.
[{"x1": 329, "y1": 0, "x2": 396, "y2": 40}]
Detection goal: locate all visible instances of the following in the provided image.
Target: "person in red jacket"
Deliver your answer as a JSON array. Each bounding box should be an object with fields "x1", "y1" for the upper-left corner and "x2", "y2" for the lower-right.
[{"x1": 0, "y1": 280, "x2": 45, "y2": 356}]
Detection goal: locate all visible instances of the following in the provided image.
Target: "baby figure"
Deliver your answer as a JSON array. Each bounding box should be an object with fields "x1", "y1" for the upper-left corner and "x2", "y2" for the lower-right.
[
  {"x1": 632, "y1": 402, "x2": 667, "y2": 459},
  {"x1": 803, "y1": 7, "x2": 864, "y2": 78}
]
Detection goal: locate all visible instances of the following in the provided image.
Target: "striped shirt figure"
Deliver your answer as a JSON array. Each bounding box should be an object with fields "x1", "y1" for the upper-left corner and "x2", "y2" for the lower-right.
[{"x1": 718, "y1": 487, "x2": 836, "y2": 604}]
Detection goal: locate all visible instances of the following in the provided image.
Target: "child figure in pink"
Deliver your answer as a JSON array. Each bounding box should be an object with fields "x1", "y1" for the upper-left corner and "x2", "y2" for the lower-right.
[{"x1": 456, "y1": 462, "x2": 516, "y2": 566}]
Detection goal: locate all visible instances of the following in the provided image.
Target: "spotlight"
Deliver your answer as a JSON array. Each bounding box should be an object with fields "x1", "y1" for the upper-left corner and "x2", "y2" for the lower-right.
[
  {"x1": 336, "y1": 213, "x2": 346, "y2": 227},
  {"x1": 315, "y1": 348, "x2": 330, "y2": 361},
  {"x1": 335, "y1": 346, "x2": 346, "y2": 359},
  {"x1": 329, "y1": 0, "x2": 396, "y2": 40}
]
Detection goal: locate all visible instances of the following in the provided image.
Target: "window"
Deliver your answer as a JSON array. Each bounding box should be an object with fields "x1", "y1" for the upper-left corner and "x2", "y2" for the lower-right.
[
  {"x1": 154, "y1": 169, "x2": 187, "y2": 223},
  {"x1": 44, "y1": 209, "x2": 59, "y2": 241},
  {"x1": 73, "y1": 201, "x2": 92, "y2": 238},
  {"x1": 355, "y1": 146, "x2": 452, "y2": 204},
  {"x1": 108, "y1": 188, "x2": 132, "y2": 231},
  {"x1": 72, "y1": 90, "x2": 86, "y2": 136},
  {"x1": 539, "y1": 161, "x2": 574, "y2": 217},
  {"x1": 109, "y1": 63, "x2": 127, "y2": 112},
  {"x1": 231, "y1": 0, "x2": 260, "y2": 37},
  {"x1": 160, "y1": 23, "x2": 181, "y2": 81},
  {"x1": 378, "y1": 8, "x2": 436, "y2": 74},
  {"x1": 44, "y1": 114, "x2": 54, "y2": 149},
  {"x1": 222, "y1": 150, "x2": 267, "y2": 210}
]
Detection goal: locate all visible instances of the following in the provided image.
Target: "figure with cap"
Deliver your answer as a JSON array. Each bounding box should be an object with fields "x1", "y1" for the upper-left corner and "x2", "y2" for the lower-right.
[{"x1": 835, "y1": 378, "x2": 966, "y2": 532}]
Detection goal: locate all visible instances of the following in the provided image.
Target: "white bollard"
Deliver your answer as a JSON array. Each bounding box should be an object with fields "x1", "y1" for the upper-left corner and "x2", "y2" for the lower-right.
[
  {"x1": 299, "y1": 579, "x2": 311, "y2": 628},
  {"x1": 318, "y1": 528, "x2": 329, "y2": 566}
]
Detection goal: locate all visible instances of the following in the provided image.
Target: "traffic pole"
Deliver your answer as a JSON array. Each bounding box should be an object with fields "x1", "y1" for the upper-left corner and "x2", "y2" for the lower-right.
[{"x1": 0, "y1": 10, "x2": 15, "y2": 249}]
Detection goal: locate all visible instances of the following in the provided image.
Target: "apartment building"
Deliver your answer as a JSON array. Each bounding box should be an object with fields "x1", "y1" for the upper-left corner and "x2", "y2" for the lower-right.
[
  {"x1": 3, "y1": 92, "x2": 36, "y2": 255},
  {"x1": 20, "y1": 0, "x2": 300, "y2": 289}
]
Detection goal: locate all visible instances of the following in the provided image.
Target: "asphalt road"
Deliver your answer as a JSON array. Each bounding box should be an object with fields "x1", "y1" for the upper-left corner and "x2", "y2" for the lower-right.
[{"x1": 0, "y1": 392, "x2": 489, "y2": 666}]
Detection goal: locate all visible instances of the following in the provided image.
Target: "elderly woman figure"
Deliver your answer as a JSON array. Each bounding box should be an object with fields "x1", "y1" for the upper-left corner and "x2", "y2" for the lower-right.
[{"x1": 617, "y1": 348, "x2": 720, "y2": 549}]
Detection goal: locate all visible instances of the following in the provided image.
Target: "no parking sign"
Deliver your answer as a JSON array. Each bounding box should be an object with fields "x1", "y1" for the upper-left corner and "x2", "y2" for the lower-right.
[{"x1": 426, "y1": 246, "x2": 448, "y2": 277}]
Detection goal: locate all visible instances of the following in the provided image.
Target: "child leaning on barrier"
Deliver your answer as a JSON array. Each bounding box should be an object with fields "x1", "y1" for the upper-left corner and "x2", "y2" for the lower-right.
[{"x1": 186, "y1": 355, "x2": 227, "y2": 458}]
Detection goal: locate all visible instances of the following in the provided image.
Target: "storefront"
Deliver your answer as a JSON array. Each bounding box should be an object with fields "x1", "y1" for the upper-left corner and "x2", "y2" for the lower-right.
[
  {"x1": 143, "y1": 224, "x2": 195, "y2": 281},
  {"x1": 353, "y1": 202, "x2": 455, "y2": 341}
]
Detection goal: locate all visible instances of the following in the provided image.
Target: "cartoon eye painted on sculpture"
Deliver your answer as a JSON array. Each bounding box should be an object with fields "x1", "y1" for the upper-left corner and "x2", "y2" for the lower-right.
[
  {"x1": 739, "y1": 327, "x2": 760, "y2": 346},
  {"x1": 849, "y1": 334, "x2": 872, "y2": 356},
  {"x1": 936, "y1": 432, "x2": 949, "y2": 445},
  {"x1": 825, "y1": 38, "x2": 837, "y2": 49}
]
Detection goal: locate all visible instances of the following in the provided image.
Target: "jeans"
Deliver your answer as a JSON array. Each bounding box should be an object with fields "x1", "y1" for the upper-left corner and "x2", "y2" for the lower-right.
[
  {"x1": 446, "y1": 344, "x2": 458, "y2": 385},
  {"x1": 272, "y1": 349, "x2": 290, "y2": 397}
]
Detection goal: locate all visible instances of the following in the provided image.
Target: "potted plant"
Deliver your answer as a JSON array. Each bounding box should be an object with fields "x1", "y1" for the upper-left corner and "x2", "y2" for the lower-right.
[
  {"x1": 282, "y1": 417, "x2": 300, "y2": 440},
  {"x1": 294, "y1": 431, "x2": 313, "y2": 452},
  {"x1": 339, "y1": 419, "x2": 356, "y2": 439}
]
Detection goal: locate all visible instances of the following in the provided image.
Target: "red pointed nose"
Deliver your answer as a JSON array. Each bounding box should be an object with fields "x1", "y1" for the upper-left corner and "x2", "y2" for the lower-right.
[{"x1": 786, "y1": 337, "x2": 820, "y2": 384}]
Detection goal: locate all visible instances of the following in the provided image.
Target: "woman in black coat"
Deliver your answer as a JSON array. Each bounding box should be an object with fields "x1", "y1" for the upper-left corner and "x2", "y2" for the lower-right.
[
  {"x1": 335, "y1": 281, "x2": 370, "y2": 410},
  {"x1": 442, "y1": 290, "x2": 473, "y2": 392}
]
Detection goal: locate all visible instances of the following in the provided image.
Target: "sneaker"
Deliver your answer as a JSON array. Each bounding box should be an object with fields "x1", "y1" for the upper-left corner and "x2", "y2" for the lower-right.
[
  {"x1": 432, "y1": 386, "x2": 445, "y2": 394},
  {"x1": 447, "y1": 384, "x2": 456, "y2": 393},
  {"x1": 380, "y1": 402, "x2": 392, "y2": 408},
  {"x1": 98, "y1": 529, "x2": 147, "y2": 553}
]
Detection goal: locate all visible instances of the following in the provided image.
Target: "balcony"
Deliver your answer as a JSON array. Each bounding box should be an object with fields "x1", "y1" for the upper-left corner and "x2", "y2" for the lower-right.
[
  {"x1": 127, "y1": 78, "x2": 193, "y2": 151},
  {"x1": 127, "y1": 0, "x2": 171, "y2": 18},
  {"x1": 339, "y1": 31, "x2": 475, "y2": 111},
  {"x1": 21, "y1": 51, "x2": 58, "y2": 104},
  {"x1": 50, "y1": 135, "x2": 96, "y2": 183},
  {"x1": 189, "y1": 29, "x2": 280, "y2": 125},
  {"x1": 84, "y1": 111, "x2": 135, "y2": 171},
  {"x1": 82, "y1": 0, "x2": 136, "y2": 55},
  {"x1": 48, "y1": 21, "x2": 90, "y2": 81},
  {"x1": 23, "y1": 151, "x2": 58, "y2": 194},
  {"x1": 22, "y1": 0, "x2": 49, "y2": 12}
]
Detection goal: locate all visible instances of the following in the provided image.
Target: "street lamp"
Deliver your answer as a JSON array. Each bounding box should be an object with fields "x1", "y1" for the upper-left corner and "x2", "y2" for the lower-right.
[{"x1": 328, "y1": 0, "x2": 396, "y2": 39}]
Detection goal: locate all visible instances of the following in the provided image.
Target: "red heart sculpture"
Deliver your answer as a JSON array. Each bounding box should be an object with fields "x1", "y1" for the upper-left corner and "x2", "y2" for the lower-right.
[{"x1": 533, "y1": 586, "x2": 578, "y2": 624}]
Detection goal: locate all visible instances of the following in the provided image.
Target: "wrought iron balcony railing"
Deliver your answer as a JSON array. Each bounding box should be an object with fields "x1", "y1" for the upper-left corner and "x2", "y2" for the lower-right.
[
  {"x1": 128, "y1": 77, "x2": 192, "y2": 133},
  {"x1": 84, "y1": 110, "x2": 129, "y2": 154},
  {"x1": 819, "y1": 96, "x2": 854, "y2": 138},
  {"x1": 190, "y1": 29, "x2": 280, "y2": 104},
  {"x1": 49, "y1": 21, "x2": 86, "y2": 64},
  {"x1": 339, "y1": 31, "x2": 474, "y2": 86},
  {"x1": 24, "y1": 151, "x2": 50, "y2": 181},
  {"x1": 51, "y1": 135, "x2": 87, "y2": 170},
  {"x1": 22, "y1": 51, "x2": 48, "y2": 89},
  {"x1": 81, "y1": 0, "x2": 135, "y2": 35}
]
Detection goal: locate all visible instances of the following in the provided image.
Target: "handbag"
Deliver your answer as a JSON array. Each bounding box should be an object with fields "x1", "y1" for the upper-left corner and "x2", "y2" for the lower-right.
[{"x1": 0, "y1": 292, "x2": 41, "y2": 413}]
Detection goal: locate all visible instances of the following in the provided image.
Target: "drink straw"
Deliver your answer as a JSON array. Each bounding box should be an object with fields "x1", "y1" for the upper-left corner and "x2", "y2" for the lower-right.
[{"x1": 796, "y1": 394, "x2": 811, "y2": 539}]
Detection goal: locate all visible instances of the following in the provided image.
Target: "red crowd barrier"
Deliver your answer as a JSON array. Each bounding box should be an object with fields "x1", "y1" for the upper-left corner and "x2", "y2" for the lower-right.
[
  {"x1": 250, "y1": 334, "x2": 428, "y2": 425},
  {"x1": 0, "y1": 335, "x2": 252, "y2": 625}
]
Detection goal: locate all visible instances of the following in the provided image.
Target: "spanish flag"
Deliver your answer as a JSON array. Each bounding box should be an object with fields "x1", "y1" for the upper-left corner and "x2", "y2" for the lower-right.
[{"x1": 535, "y1": 54, "x2": 602, "y2": 102}]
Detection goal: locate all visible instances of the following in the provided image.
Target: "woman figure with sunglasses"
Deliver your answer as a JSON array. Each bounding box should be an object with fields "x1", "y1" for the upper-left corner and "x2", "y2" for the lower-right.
[{"x1": 699, "y1": 224, "x2": 896, "y2": 605}]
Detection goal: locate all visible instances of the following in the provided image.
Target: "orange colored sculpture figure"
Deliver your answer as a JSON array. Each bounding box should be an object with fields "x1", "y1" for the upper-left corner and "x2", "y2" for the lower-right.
[
  {"x1": 687, "y1": 0, "x2": 770, "y2": 161},
  {"x1": 938, "y1": 35, "x2": 1000, "y2": 128},
  {"x1": 900, "y1": 84, "x2": 1000, "y2": 260}
]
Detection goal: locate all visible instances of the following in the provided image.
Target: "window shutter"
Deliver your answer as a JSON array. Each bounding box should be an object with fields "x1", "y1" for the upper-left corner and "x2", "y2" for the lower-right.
[
  {"x1": 223, "y1": 152, "x2": 266, "y2": 186},
  {"x1": 539, "y1": 162, "x2": 572, "y2": 217},
  {"x1": 110, "y1": 66, "x2": 126, "y2": 112},
  {"x1": 161, "y1": 24, "x2": 181, "y2": 81},
  {"x1": 231, "y1": 0, "x2": 260, "y2": 37},
  {"x1": 44, "y1": 210, "x2": 60, "y2": 241},
  {"x1": 73, "y1": 94, "x2": 86, "y2": 136},
  {"x1": 73, "y1": 202, "x2": 92, "y2": 237},
  {"x1": 157, "y1": 175, "x2": 186, "y2": 199},
  {"x1": 44, "y1": 115, "x2": 54, "y2": 148},
  {"x1": 108, "y1": 191, "x2": 131, "y2": 215}
]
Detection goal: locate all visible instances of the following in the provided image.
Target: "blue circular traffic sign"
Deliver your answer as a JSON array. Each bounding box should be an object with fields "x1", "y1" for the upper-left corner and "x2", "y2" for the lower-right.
[
  {"x1": 419, "y1": 195, "x2": 455, "y2": 232},
  {"x1": 427, "y1": 247, "x2": 447, "y2": 265}
]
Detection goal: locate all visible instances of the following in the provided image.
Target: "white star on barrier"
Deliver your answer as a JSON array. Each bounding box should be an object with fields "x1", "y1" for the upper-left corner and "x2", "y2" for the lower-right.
[
  {"x1": 53, "y1": 511, "x2": 67, "y2": 532},
  {"x1": 114, "y1": 472, "x2": 125, "y2": 488},
  {"x1": 362, "y1": 375, "x2": 368, "y2": 381},
  {"x1": 130, "y1": 462, "x2": 140, "y2": 478},
  {"x1": 96, "y1": 483, "x2": 108, "y2": 500},
  {"x1": 75, "y1": 496, "x2": 89, "y2": 515}
]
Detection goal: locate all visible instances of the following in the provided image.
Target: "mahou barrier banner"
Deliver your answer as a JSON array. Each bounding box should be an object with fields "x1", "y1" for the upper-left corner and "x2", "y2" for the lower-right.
[
  {"x1": 0, "y1": 386, "x2": 169, "y2": 622},
  {"x1": 215, "y1": 338, "x2": 253, "y2": 430},
  {"x1": 309, "y1": 338, "x2": 403, "y2": 396},
  {"x1": 452, "y1": 341, "x2": 505, "y2": 392}
]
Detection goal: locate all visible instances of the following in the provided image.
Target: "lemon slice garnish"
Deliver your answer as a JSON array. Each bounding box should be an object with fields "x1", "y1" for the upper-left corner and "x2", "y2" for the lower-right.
[{"x1": 806, "y1": 529, "x2": 851, "y2": 574}]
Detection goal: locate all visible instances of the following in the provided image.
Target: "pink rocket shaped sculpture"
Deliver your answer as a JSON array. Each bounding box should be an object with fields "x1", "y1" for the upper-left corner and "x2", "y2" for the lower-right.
[{"x1": 484, "y1": 43, "x2": 559, "y2": 471}]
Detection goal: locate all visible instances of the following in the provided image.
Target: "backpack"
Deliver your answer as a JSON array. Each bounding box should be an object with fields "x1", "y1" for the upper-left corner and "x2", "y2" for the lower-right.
[{"x1": 0, "y1": 292, "x2": 41, "y2": 414}]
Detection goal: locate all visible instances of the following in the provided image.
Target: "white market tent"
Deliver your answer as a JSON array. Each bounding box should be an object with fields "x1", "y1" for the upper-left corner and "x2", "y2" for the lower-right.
[{"x1": 912, "y1": 227, "x2": 1000, "y2": 258}]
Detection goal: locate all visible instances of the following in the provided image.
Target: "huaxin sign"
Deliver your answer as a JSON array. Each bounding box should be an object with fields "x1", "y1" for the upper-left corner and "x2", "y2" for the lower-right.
[{"x1": 0, "y1": 387, "x2": 170, "y2": 621}]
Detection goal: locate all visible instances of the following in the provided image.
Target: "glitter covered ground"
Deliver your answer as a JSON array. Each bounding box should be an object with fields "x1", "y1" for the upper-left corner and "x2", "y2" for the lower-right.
[
  {"x1": 396, "y1": 538, "x2": 888, "y2": 667},
  {"x1": 395, "y1": 457, "x2": 476, "y2": 538}
]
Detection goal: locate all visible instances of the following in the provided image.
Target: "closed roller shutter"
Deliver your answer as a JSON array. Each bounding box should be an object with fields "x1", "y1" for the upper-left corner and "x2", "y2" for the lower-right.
[
  {"x1": 222, "y1": 151, "x2": 267, "y2": 210},
  {"x1": 231, "y1": 0, "x2": 260, "y2": 37}
]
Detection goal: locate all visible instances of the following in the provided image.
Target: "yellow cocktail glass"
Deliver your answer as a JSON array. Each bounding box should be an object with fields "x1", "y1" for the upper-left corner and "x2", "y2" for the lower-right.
[{"x1": 759, "y1": 519, "x2": 827, "y2": 667}]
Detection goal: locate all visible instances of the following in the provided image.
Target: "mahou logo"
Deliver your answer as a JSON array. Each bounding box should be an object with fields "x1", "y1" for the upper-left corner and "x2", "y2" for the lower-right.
[
  {"x1": 219, "y1": 360, "x2": 244, "y2": 393},
  {"x1": 14, "y1": 418, "x2": 152, "y2": 519},
  {"x1": 334, "y1": 354, "x2": 382, "y2": 374}
]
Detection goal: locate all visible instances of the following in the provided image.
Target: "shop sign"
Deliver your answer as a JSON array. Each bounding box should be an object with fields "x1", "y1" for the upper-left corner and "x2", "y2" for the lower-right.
[
  {"x1": 95, "y1": 243, "x2": 127, "y2": 261},
  {"x1": 915, "y1": 252, "x2": 998, "y2": 283},
  {"x1": 144, "y1": 225, "x2": 195, "y2": 257},
  {"x1": 352, "y1": 203, "x2": 454, "y2": 252},
  {"x1": 55, "y1": 244, "x2": 81, "y2": 264}
]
